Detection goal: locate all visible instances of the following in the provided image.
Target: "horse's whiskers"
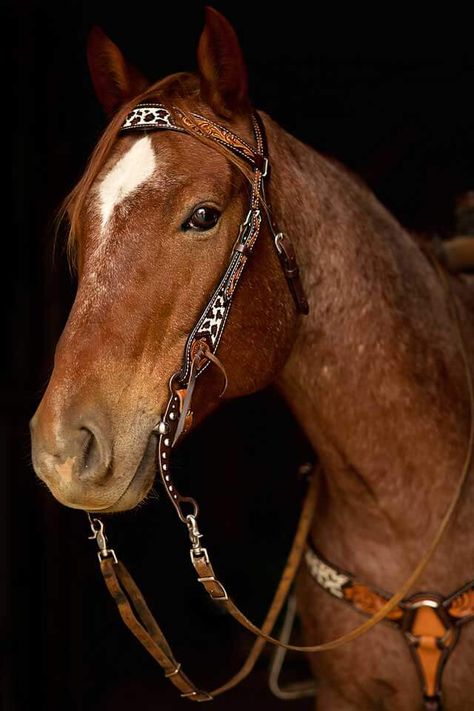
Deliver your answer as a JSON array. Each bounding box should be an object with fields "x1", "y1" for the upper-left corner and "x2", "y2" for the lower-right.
[{"x1": 147, "y1": 486, "x2": 161, "y2": 503}]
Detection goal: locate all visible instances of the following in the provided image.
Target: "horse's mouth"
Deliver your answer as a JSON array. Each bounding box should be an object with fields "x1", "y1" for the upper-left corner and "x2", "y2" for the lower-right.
[{"x1": 87, "y1": 433, "x2": 159, "y2": 514}]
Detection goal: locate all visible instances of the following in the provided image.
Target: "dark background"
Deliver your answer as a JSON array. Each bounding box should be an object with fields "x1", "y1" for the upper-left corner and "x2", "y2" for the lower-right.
[{"x1": 3, "y1": 2, "x2": 473, "y2": 709}]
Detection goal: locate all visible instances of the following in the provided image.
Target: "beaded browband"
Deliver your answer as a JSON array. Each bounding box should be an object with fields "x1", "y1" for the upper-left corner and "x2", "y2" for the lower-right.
[{"x1": 122, "y1": 103, "x2": 269, "y2": 173}]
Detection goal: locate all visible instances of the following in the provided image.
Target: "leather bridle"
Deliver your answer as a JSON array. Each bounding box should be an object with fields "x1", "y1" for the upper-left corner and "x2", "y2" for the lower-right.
[
  {"x1": 86, "y1": 101, "x2": 474, "y2": 705},
  {"x1": 120, "y1": 102, "x2": 308, "y2": 523}
]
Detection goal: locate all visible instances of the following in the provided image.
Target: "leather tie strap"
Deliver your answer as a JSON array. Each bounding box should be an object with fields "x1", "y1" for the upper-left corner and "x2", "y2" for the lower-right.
[
  {"x1": 91, "y1": 468, "x2": 319, "y2": 701},
  {"x1": 100, "y1": 558, "x2": 212, "y2": 701}
]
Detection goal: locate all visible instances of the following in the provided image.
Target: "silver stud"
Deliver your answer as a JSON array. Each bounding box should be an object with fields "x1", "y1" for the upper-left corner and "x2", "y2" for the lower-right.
[
  {"x1": 162, "y1": 452, "x2": 167, "y2": 459},
  {"x1": 169, "y1": 412, "x2": 177, "y2": 421},
  {"x1": 165, "y1": 475, "x2": 170, "y2": 481},
  {"x1": 163, "y1": 464, "x2": 167, "y2": 471},
  {"x1": 173, "y1": 494, "x2": 178, "y2": 499},
  {"x1": 169, "y1": 486, "x2": 173, "y2": 492},
  {"x1": 154, "y1": 420, "x2": 168, "y2": 435},
  {"x1": 164, "y1": 438, "x2": 170, "y2": 447}
]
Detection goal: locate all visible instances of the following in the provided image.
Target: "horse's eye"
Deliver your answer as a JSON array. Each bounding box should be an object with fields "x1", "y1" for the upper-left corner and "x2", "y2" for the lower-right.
[{"x1": 183, "y1": 206, "x2": 220, "y2": 231}]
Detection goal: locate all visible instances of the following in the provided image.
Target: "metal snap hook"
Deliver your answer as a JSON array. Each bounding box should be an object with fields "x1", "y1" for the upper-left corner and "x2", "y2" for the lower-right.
[
  {"x1": 86, "y1": 513, "x2": 117, "y2": 563},
  {"x1": 186, "y1": 514, "x2": 203, "y2": 552}
]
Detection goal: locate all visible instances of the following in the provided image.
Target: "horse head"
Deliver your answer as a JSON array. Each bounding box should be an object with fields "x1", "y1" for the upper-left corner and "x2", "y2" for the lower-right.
[{"x1": 30, "y1": 8, "x2": 300, "y2": 513}]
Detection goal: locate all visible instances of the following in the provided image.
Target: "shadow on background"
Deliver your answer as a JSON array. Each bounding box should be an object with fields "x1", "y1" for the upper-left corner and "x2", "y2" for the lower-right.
[{"x1": 3, "y1": 1, "x2": 473, "y2": 709}]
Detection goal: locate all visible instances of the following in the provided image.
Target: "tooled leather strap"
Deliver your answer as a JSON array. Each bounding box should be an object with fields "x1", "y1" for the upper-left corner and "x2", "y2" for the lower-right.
[
  {"x1": 404, "y1": 595, "x2": 459, "y2": 711},
  {"x1": 90, "y1": 469, "x2": 319, "y2": 701},
  {"x1": 122, "y1": 103, "x2": 268, "y2": 173},
  {"x1": 305, "y1": 546, "x2": 474, "y2": 710},
  {"x1": 305, "y1": 545, "x2": 474, "y2": 626}
]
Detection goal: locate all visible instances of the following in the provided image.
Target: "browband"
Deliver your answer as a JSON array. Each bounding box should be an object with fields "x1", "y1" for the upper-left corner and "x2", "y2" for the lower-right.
[{"x1": 121, "y1": 103, "x2": 268, "y2": 173}]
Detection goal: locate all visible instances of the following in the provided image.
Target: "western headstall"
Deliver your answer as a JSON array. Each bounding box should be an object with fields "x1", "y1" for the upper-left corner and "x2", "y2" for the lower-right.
[
  {"x1": 119, "y1": 102, "x2": 309, "y2": 524},
  {"x1": 86, "y1": 102, "x2": 474, "y2": 707}
]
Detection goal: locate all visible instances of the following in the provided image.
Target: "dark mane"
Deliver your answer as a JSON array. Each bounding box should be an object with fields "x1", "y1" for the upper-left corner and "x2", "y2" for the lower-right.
[{"x1": 62, "y1": 72, "x2": 200, "y2": 266}]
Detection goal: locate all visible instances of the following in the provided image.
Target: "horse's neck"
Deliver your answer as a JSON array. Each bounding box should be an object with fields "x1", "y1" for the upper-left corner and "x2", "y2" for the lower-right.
[{"x1": 265, "y1": 115, "x2": 473, "y2": 587}]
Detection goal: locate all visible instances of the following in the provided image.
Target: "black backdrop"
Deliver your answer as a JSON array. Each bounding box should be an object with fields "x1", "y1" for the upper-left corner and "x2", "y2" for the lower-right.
[{"x1": 3, "y1": 2, "x2": 474, "y2": 710}]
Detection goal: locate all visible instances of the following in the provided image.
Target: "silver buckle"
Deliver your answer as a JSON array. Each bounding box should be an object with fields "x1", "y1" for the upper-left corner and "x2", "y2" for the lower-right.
[
  {"x1": 165, "y1": 663, "x2": 182, "y2": 678},
  {"x1": 407, "y1": 598, "x2": 440, "y2": 610},
  {"x1": 189, "y1": 546, "x2": 210, "y2": 566},
  {"x1": 197, "y1": 575, "x2": 228, "y2": 601},
  {"x1": 180, "y1": 690, "x2": 213, "y2": 701},
  {"x1": 87, "y1": 514, "x2": 118, "y2": 564}
]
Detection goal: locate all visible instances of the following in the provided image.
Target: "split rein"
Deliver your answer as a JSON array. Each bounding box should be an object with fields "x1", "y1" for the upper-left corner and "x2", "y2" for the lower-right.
[{"x1": 85, "y1": 102, "x2": 474, "y2": 702}]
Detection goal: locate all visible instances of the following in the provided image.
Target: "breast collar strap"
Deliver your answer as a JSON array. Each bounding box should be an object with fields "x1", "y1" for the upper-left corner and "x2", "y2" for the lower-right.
[{"x1": 305, "y1": 544, "x2": 474, "y2": 710}]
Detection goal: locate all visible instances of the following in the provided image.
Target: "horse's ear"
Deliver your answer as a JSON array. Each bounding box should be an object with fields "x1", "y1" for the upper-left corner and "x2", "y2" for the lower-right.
[
  {"x1": 197, "y1": 7, "x2": 249, "y2": 119},
  {"x1": 87, "y1": 26, "x2": 149, "y2": 117}
]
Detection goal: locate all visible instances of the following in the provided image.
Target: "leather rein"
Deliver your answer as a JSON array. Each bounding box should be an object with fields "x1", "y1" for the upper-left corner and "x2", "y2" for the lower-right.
[{"x1": 86, "y1": 102, "x2": 474, "y2": 702}]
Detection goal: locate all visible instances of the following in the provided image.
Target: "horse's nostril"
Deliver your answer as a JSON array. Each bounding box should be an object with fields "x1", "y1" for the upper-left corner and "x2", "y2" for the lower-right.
[
  {"x1": 79, "y1": 427, "x2": 100, "y2": 477},
  {"x1": 31, "y1": 404, "x2": 113, "y2": 489},
  {"x1": 76, "y1": 425, "x2": 111, "y2": 481}
]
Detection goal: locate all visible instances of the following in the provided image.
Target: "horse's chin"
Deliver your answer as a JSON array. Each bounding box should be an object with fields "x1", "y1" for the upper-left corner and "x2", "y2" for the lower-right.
[{"x1": 90, "y1": 463, "x2": 156, "y2": 513}]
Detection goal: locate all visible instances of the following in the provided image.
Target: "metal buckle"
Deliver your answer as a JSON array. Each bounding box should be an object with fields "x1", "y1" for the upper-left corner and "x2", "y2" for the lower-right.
[
  {"x1": 165, "y1": 663, "x2": 182, "y2": 678},
  {"x1": 186, "y1": 514, "x2": 204, "y2": 553},
  {"x1": 196, "y1": 575, "x2": 228, "y2": 601},
  {"x1": 274, "y1": 232, "x2": 295, "y2": 263},
  {"x1": 232, "y1": 210, "x2": 254, "y2": 253},
  {"x1": 180, "y1": 690, "x2": 213, "y2": 701},
  {"x1": 87, "y1": 514, "x2": 118, "y2": 564},
  {"x1": 189, "y1": 546, "x2": 210, "y2": 566},
  {"x1": 242, "y1": 209, "x2": 253, "y2": 227},
  {"x1": 97, "y1": 548, "x2": 118, "y2": 564},
  {"x1": 407, "y1": 598, "x2": 440, "y2": 610}
]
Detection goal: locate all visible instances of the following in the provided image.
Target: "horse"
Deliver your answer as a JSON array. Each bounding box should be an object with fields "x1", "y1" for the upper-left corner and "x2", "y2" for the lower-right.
[{"x1": 30, "y1": 7, "x2": 474, "y2": 709}]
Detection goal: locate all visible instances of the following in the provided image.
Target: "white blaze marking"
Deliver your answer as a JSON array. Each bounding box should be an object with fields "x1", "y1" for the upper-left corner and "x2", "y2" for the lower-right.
[{"x1": 98, "y1": 136, "x2": 156, "y2": 231}]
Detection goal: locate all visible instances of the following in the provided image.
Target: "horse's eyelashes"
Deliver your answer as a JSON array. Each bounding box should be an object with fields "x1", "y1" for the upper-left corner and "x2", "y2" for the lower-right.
[{"x1": 182, "y1": 206, "x2": 221, "y2": 232}]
